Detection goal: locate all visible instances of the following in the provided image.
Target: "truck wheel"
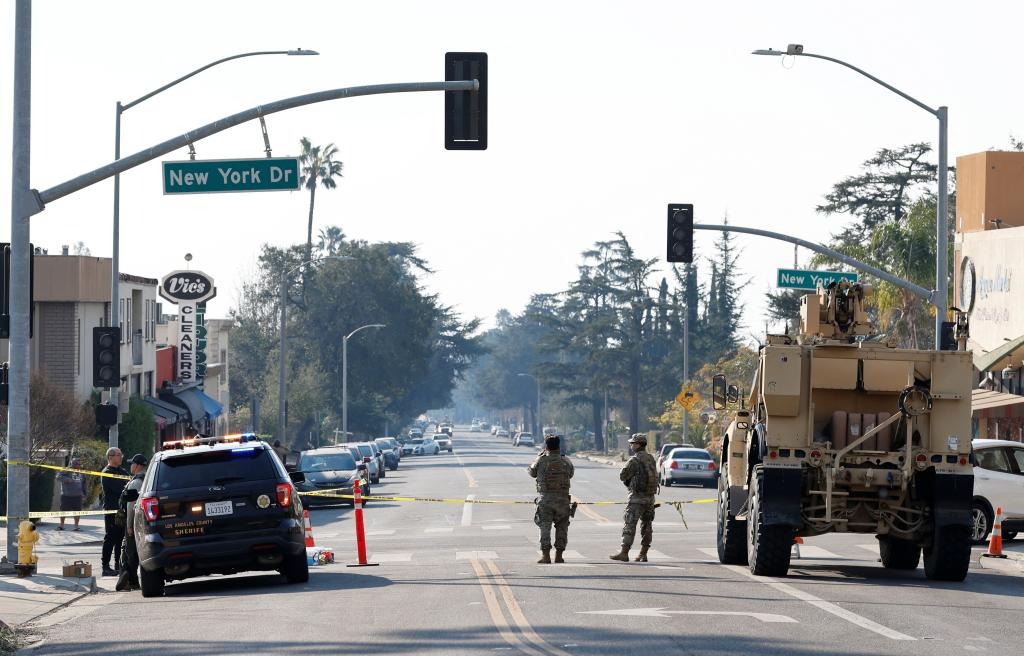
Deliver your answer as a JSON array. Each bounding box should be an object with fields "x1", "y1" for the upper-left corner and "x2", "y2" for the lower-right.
[
  {"x1": 746, "y1": 467, "x2": 791, "y2": 576},
  {"x1": 970, "y1": 500, "x2": 992, "y2": 545},
  {"x1": 139, "y1": 566, "x2": 165, "y2": 598},
  {"x1": 923, "y1": 524, "x2": 971, "y2": 582},
  {"x1": 878, "y1": 536, "x2": 920, "y2": 570},
  {"x1": 717, "y1": 473, "x2": 747, "y2": 565},
  {"x1": 282, "y1": 550, "x2": 310, "y2": 584}
]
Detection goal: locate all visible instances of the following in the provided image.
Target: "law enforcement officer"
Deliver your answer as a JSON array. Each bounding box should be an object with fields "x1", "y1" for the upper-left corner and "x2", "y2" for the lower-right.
[
  {"x1": 116, "y1": 454, "x2": 148, "y2": 592},
  {"x1": 528, "y1": 435, "x2": 574, "y2": 564},
  {"x1": 100, "y1": 447, "x2": 129, "y2": 577},
  {"x1": 610, "y1": 434, "x2": 659, "y2": 562}
]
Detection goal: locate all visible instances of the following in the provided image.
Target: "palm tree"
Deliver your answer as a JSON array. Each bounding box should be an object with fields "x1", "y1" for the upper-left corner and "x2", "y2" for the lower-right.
[{"x1": 298, "y1": 137, "x2": 344, "y2": 265}]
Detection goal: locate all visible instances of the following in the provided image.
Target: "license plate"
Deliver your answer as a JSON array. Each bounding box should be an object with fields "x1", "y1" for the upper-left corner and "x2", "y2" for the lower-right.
[
  {"x1": 685, "y1": 464, "x2": 700, "y2": 470},
  {"x1": 205, "y1": 500, "x2": 233, "y2": 516}
]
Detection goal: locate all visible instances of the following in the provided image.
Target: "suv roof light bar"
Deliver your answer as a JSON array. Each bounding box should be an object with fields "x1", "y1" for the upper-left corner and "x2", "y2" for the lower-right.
[{"x1": 161, "y1": 432, "x2": 261, "y2": 451}]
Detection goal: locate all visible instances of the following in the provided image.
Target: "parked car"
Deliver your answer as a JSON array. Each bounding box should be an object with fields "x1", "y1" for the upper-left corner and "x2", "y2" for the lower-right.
[
  {"x1": 294, "y1": 447, "x2": 371, "y2": 507},
  {"x1": 516, "y1": 432, "x2": 535, "y2": 447},
  {"x1": 490, "y1": 425, "x2": 499, "y2": 435},
  {"x1": 480, "y1": 422, "x2": 491, "y2": 431},
  {"x1": 408, "y1": 427, "x2": 423, "y2": 440},
  {"x1": 660, "y1": 447, "x2": 717, "y2": 488},
  {"x1": 132, "y1": 436, "x2": 308, "y2": 598},
  {"x1": 404, "y1": 437, "x2": 440, "y2": 456},
  {"x1": 438, "y1": 424, "x2": 453, "y2": 436},
  {"x1": 656, "y1": 442, "x2": 693, "y2": 476},
  {"x1": 349, "y1": 444, "x2": 381, "y2": 483},
  {"x1": 367, "y1": 441, "x2": 386, "y2": 476},
  {"x1": 374, "y1": 437, "x2": 401, "y2": 470},
  {"x1": 970, "y1": 438, "x2": 1024, "y2": 544},
  {"x1": 496, "y1": 428, "x2": 509, "y2": 439},
  {"x1": 433, "y1": 433, "x2": 453, "y2": 453}
]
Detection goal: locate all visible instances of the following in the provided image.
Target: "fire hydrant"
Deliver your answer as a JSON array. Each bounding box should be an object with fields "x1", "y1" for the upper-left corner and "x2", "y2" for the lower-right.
[{"x1": 16, "y1": 520, "x2": 39, "y2": 577}]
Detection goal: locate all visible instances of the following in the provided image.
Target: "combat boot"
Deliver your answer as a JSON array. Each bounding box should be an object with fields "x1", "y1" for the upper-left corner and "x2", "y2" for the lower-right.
[
  {"x1": 609, "y1": 547, "x2": 630, "y2": 562},
  {"x1": 634, "y1": 547, "x2": 649, "y2": 562},
  {"x1": 554, "y1": 549, "x2": 565, "y2": 563},
  {"x1": 537, "y1": 549, "x2": 551, "y2": 564}
]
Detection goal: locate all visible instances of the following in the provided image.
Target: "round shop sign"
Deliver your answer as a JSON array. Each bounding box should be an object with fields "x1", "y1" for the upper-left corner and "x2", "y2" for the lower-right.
[
  {"x1": 256, "y1": 494, "x2": 271, "y2": 509},
  {"x1": 160, "y1": 270, "x2": 217, "y2": 304}
]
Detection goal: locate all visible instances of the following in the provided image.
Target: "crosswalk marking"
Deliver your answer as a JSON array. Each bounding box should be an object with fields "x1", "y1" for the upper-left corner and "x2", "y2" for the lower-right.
[
  {"x1": 535, "y1": 550, "x2": 586, "y2": 560},
  {"x1": 645, "y1": 549, "x2": 672, "y2": 560},
  {"x1": 370, "y1": 552, "x2": 412, "y2": 562},
  {"x1": 457, "y1": 550, "x2": 499, "y2": 560},
  {"x1": 856, "y1": 544, "x2": 879, "y2": 553},
  {"x1": 425, "y1": 527, "x2": 454, "y2": 533},
  {"x1": 483, "y1": 525, "x2": 511, "y2": 531},
  {"x1": 367, "y1": 530, "x2": 396, "y2": 536},
  {"x1": 792, "y1": 545, "x2": 840, "y2": 559}
]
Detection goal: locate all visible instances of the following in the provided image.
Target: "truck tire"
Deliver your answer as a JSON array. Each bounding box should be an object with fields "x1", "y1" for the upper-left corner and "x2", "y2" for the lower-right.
[
  {"x1": 139, "y1": 566, "x2": 165, "y2": 598},
  {"x1": 747, "y1": 467, "x2": 792, "y2": 577},
  {"x1": 717, "y1": 474, "x2": 747, "y2": 565},
  {"x1": 923, "y1": 524, "x2": 971, "y2": 582},
  {"x1": 878, "y1": 536, "x2": 920, "y2": 570}
]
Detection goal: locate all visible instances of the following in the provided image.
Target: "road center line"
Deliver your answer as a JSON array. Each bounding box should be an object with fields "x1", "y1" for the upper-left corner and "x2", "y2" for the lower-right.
[
  {"x1": 723, "y1": 564, "x2": 916, "y2": 641},
  {"x1": 454, "y1": 452, "x2": 478, "y2": 488},
  {"x1": 469, "y1": 558, "x2": 546, "y2": 656},
  {"x1": 573, "y1": 496, "x2": 610, "y2": 524},
  {"x1": 462, "y1": 494, "x2": 475, "y2": 527},
  {"x1": 483, "y1": 559, "x2": 575, "y2": 656}
]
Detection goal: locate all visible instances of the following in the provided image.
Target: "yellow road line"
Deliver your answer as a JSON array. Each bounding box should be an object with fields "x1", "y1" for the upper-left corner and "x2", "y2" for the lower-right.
[
  {"x1": 483, "y1": 559, "x2": 574, "y2": 656},
  {"x1": 454, "y1": 452, "x2": 478, "y2": 488},
  {"x1": 573, "y1": 496, "x2": 610, "y2": 524},
  {"x1": 469, "y1": 558, "x2": 546, "y2": 656}
]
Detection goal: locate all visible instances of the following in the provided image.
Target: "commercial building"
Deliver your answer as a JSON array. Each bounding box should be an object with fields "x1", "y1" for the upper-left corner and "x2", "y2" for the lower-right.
[{"x1": 954, "y1": 150, "x2": 1024, "y2": 440}]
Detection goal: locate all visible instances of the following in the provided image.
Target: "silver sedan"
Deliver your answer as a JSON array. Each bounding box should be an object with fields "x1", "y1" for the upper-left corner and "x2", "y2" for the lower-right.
[{"x1": 660, "y1": 447, "x2": 718, "y2": 488}]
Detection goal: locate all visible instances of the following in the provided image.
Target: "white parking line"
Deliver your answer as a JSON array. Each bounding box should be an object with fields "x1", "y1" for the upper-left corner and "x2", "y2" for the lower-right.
[
  {"x1": 462, "y1": 494, "x2": 475, "y2": 527},
  {"x1": 722, "y1": 564, "x2": 916, "y2": 641}
]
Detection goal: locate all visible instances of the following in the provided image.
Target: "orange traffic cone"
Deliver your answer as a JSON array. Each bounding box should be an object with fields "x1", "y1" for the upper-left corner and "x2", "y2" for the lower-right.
[
  {"x1": 304, "y1": 508, "x2": 316, "y2": 548},
  {"x1": 983, "y1": 506, "x2": 1007, "y2": 559},
  {"x1": 792, "y1": 536, "x2": 803, "y2": 559}
]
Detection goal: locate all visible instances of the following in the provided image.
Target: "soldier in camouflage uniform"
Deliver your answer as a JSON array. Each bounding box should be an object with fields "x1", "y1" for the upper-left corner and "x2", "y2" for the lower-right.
[
  {"x1": 610, "y1": 434, "x2": 659, "y2": 562},
  {"x1": 528, "y1": 435, "x2": 575, "y2": 564}
]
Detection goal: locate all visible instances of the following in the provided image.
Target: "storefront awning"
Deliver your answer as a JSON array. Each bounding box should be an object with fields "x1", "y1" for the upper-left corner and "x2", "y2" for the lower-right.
[
  {"x1": 973, "y1": 334, "x2": 1024, "y2": 372},
  {"x1": 142, "y1": 396, "x2": 184, "y2": 428},
  {"x1": 161, "y1": 388, "x2": 207, "y2": 423},
  {"x1": 972, "y1": 388, "x2": 1024, "y2": 412},
  {"x1": 197, "y1": 389, "x2": 224, "y2": 419}
]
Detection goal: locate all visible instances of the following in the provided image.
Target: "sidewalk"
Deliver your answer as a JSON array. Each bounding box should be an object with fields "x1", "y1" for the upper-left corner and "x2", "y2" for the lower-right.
[
  {"x1": 977, "y1": 545, "x2": 1024, "y2": 576},
  {"x1": 574, "y1": 450, "x2": 626, "y2": 467},
  {"x1": 0, "y1": 516, "x2": 104, "y2": 626}
]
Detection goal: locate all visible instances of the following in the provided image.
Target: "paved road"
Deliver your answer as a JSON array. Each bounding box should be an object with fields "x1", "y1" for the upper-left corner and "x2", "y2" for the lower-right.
[{"x1": 27, "y1": 428, "x2": 1024, "y2": 655}]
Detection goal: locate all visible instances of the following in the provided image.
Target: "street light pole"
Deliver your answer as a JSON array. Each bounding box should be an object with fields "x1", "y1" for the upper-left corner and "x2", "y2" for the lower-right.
[
  {"x1": 752, "y1": 44, "x2": 949, "y2": 349},
  {"x1": 277, "y1": 255, "x2": 351, "y2": 444},
  {"x1": 682, "y1": 315, "x2": 689, "y2": 444},
  {"x1": 342, "y1": 324, "x2": 386, "y2": 441},
  {"x1": 110, "y1": 49, "x2": 317, "y2": 447}
]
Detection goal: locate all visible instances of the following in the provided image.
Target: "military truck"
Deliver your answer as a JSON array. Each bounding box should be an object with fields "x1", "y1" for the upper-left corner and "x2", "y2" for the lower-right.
[{"x1": 714, "y1": 281, "x2": 974, "y2": 581}]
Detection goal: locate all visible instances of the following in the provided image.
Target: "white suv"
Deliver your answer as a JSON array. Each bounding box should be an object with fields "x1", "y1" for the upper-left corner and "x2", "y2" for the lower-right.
[{"x1": 970, "y1": 439, "x2": 1024, "y2": 544}]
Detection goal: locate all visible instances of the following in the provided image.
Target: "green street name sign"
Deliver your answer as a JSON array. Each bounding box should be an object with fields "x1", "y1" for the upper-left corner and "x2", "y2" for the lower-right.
[
  {"x1": 777, "y1": 268, "x2": 859, "y2": 290},
  {"x1": 162, "y1": 157, "x2": 300, "y2": 194}
]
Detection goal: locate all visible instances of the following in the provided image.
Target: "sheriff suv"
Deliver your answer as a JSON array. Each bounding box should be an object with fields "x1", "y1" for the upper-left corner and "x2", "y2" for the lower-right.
[{"x1": 131, "y1": 435, "x2": 308, "y2": 597}]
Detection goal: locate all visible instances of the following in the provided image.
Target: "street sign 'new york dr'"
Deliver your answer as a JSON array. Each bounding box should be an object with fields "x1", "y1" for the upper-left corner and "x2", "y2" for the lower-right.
[
  {"x1": 777, "y1": 268, "x2": 859, "y2": 290},
  {"x1": 163, "y1": 157, "x2": 300, "y2": 194}
]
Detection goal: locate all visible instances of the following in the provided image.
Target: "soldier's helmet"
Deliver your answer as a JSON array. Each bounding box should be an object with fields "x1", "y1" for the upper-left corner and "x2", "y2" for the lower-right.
[{"x1": 627, "y1": 433, "x2": 648, "y2": 445}]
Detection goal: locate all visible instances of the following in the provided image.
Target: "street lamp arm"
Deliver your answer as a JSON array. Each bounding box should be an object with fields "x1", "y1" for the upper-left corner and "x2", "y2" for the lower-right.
[
  {"x1": 346, "y1": 324, "x2": 386, "y2": 340},
  {"x1": 796, "y1": 51, "x2": 938, "y2": 117},
  {"x1": 120, "y1": 50, "x2": 316, "y2": 112}
]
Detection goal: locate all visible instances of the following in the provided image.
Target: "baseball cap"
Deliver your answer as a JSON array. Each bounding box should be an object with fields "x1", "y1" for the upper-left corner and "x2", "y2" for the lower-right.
[{"x1": 130, "y1": 453, "x2": 149, "y2": 467}]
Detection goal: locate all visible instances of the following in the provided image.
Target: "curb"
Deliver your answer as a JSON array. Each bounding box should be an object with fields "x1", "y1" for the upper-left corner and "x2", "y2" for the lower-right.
[
  {"x1": 977, "y1": 552, "x2": 1024, "y2": 575},
  {"x1": 573, "y1": 452, "x2": 625, "y2": 467},
  {"x1": 22, "y1": 576, "x2": 96, "y2": 626}
]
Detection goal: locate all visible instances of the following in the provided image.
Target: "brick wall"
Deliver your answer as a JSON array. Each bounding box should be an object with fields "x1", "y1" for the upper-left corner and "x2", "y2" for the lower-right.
[{"x1": 38, "y1": 302, "x2": 77, "y2": 393}]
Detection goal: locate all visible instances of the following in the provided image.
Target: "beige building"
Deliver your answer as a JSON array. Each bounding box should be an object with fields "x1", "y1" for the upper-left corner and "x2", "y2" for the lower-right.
[
  {"x1": 954, "y1": 151, "x2": 1024, "y2": 439},
  {"x1": 1, "y1": 253, "x2": 159, "y2": 403}
]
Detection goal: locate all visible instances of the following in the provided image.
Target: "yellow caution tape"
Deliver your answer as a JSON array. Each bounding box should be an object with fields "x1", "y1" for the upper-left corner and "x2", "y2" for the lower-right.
[
  {"x1": 4, "y1": 460, "x2": 132, "y2": 480},
  {"x1": 298, "y1": 488, "x2": 716, "y2": 508}
]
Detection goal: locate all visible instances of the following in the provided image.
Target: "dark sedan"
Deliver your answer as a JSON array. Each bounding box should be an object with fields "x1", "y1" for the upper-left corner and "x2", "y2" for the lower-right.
[{"x1": 294, "y1": 448, "x2": 371, "y2": 507}]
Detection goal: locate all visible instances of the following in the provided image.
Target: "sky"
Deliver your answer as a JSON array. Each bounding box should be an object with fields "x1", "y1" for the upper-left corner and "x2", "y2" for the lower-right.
[{"x1": 2, "y1": 1, "x2": 1022, "y2": 337}]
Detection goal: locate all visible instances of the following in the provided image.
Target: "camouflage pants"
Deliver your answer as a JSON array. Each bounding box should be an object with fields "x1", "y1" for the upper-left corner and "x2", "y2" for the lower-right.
[
  {"x1": 621, "y1": 497, "x2": 656, "y2": 549},
  {"x1": 535, "y1": 494, "x2": 571, "y2": 551}
]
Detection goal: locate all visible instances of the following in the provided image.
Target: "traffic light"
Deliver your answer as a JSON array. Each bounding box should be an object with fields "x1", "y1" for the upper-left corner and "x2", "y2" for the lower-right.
[
  {"x1": 92, "y1": 326, "x2": 121, "y2": 388},
  {"x1": 667, "y1": 204, "x2": 693, "y2": 263},
  {"x1": 0, "y1": 242, "x2": 36, "y2": 339},
  {"x1": 95, "y1": 402, "x2": 118, "y2": 426},
  {"x1": 445, "y1": 52, "x2": 487, "y2": 150}
]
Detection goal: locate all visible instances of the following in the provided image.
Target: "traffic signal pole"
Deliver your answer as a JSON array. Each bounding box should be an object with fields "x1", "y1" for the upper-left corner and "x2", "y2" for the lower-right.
[{"x1": 6, "y1": 0, "x2": 32, "y2": 563}]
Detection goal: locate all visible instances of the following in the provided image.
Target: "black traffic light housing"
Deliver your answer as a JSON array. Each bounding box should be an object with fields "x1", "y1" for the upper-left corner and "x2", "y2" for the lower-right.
[
  {"x1": 445, "y1": 52, "x2": 487, "y2": 150},
  {"x1": 667, "y1": 204, "x2": 694, "y2": 263},
  {"x1": 92, "y1": 326, "x2": 121, "y2": 388}
]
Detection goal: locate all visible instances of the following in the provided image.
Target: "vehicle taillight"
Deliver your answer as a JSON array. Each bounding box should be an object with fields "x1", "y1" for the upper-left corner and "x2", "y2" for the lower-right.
[
  {"x1": 707, "y1": 462, "x2": 716, "y2": 471},
  {"x1": 276, "y1": 483, "x2": 293, "y2": 508},
  {"x1": 769, "y1": 450, "x2": 778, "y2": 460},
  {"x1": 914, "y1": 453, "x2": 929, "y2": 471},
  {"x1": 141, "y1": 496, "x2": 159, "y2": 521},
  {"x1": 670, "y1": 460, "x2": 678, "y2": 470}
]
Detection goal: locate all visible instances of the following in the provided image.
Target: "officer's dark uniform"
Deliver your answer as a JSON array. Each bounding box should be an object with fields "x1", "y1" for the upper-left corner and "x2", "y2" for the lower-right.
[
  {"x1": 528, "y1": 436, "x2": 574, "y2": 563},
  {"x1": 101, "y1": 460, "x2": 129, "y2": 575},
  {"x1": 117, "y1": 454, "x2": 147, "y2": 591},
  {"x1": 610, "y1": 434, "x2": 659, "y2": 562}
]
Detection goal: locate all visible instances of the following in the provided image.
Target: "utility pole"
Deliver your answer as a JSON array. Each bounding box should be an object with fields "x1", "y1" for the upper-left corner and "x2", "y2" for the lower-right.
[{"x1": 682, "y1": 315, "x2": 690, "y2": 444}]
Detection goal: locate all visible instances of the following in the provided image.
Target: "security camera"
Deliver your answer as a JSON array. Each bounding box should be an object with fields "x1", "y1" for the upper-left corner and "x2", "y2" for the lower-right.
[{"x1": 787, "y1": 44, "x2": 804, "y2": 55}]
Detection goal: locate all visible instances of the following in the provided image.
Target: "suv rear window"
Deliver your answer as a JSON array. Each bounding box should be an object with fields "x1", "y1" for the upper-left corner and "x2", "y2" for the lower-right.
[{"x1": 155, "y1": 448, "x2": 277, "y2": 490}]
